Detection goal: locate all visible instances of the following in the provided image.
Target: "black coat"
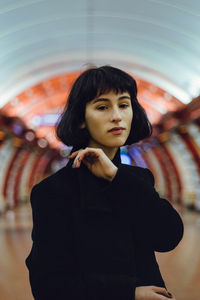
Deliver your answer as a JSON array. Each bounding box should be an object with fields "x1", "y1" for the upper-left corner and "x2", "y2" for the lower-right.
[{"x1": 25, "y1": 148, "x2": 184, "y2": 300}]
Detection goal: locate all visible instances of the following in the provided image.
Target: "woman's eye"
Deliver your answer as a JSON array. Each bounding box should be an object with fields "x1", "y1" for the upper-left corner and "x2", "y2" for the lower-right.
[
  {"x1": 120, "y1": 104, "x2": 129, "y2": 108},
  {"x1": 97, "y1": 104, "x2": 129, "y2": 110},
  {"x1": 97, "y1": 106, "x2": 107, "y2": 110}
]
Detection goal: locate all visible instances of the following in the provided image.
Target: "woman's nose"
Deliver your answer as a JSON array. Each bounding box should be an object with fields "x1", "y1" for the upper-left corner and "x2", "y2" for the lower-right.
[{"x1": 111, "y1": 107, "x2": 122, "y2": 121}]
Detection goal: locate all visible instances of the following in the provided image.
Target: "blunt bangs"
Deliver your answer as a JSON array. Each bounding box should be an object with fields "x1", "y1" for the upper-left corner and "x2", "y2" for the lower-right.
[
  {"x1": 83, "y1": 67, "x2": 136, "y2": 102},
  {"x1": 74, "y1": 66, "x2": 137, "y2": 108}
]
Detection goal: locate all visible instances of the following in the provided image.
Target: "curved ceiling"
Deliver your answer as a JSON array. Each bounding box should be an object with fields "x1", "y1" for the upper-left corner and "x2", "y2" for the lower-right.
[
  {"x1": 0, "y1": 0, "x2": 200, "y2": 149},
  {"x1": 0, "y1": 0, "x2": 200, "y2": 108}
]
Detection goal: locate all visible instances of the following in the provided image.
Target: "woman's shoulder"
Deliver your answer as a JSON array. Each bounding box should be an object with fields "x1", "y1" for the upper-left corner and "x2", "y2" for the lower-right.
[
  {"x1": 120, "y1": 164, "x2": 155, "y2": 187},
  {"x1": 31, "y1": 164, "x2": 72, "y2": 196},
  {"x1": 29, "y1": 164, "x2": 76, "y2": 212}
]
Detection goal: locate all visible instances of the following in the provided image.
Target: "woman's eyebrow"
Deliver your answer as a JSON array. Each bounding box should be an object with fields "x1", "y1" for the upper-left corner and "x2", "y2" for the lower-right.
[{"x1": 92, "y1": 95, "x2": 131, "y2": 104}]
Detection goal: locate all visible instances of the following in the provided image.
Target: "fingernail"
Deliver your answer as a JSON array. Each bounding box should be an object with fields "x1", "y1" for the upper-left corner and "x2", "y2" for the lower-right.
[{"x1": 72, "y1": 162, "x2": 76, "y2": 167}]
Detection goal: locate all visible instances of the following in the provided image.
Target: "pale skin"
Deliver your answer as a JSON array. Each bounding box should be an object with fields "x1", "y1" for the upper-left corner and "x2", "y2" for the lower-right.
[{"x1": 68, "y1": 90, "x2": 175, "y2": 300}]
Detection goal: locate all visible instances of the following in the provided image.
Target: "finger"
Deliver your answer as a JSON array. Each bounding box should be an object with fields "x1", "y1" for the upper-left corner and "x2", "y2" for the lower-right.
[
  {"x1": 162, "y1": 296, "x2": 175, "y2": 300},
  {"x1": 68, "y1": 150, "x2": 80, "y2": 158},
  {"x1": 156, "y1": 293, "x2": 174, "y2": 299},
  {"x1": 152, "y1": 286, "x2": 171, "y2": 298},
  {"x1": 166, "y1": 292, "x2": 174, "y2": 299},
  {"x1": 78, "y1": 152, "x2": 97, "y2": 166},
  {"x1": 73, "y1": 151, "x2": 92, "y2": 167},
  {"x1": 156, "y1": 292, "x2": 174, "y2": 299},
  {"x1": 70, "y1": 149, "x2": 86, "y2": 164},
  {"x1": 152, "y1": 286, "x2": 168, "y2": 293},
  {"x1": 72, "y1": 155, "x2": 82, "y2": 167},
  {"x1": 83, "y1": 156, "x2": 94, "y2": 164},
  {"x1": 85, "y1": 153, "x2": 99, "y2": 162},
  {"x1": 76, "y1": 154, "x2": 86, "y2": 167},
  {"x1": 72, "y1": 148, "x2": 100, "y2": 168},
  {"x1": 154, "y1": 292, "x2": 175, "y2": 300},
  {"x1": 78, "y1": 150, "x2": 99, "y2": 163},
  {"x1": 87, "y1": 152, "x2": 99, "y2": 158},
  {"x1": 155, "y1": 295, "x2": 172, "y2": 300},
  {"x1": 82, "y1": 158, "x2": 90, "y2": 168}
]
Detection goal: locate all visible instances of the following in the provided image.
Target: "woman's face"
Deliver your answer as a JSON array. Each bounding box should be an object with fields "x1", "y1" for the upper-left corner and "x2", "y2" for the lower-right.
[{"x1": 80, "y1": 90, "x2": 133, "y2": 150}]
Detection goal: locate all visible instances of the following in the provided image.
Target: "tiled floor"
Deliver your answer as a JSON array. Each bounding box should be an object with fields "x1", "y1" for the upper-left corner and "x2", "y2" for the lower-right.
[{"x1": 0, "y1": 202, "x2": 199, "y2": 300}]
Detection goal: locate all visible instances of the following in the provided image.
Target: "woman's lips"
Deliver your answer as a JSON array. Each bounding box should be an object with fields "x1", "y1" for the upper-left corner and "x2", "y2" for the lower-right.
[{"x1": 109, "y1": 129, "x2": 124, "y2": 134}]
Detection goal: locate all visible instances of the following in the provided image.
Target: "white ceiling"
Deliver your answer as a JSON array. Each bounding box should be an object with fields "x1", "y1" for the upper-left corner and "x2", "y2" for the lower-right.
[{"x1": 0, "y1": 0, "x2": 200, "y2": 108}]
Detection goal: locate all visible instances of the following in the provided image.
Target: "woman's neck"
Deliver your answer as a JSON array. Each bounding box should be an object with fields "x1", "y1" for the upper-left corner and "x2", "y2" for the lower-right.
[{"x1": 87, "y1": 141, "x2": 119, "y2": 161}]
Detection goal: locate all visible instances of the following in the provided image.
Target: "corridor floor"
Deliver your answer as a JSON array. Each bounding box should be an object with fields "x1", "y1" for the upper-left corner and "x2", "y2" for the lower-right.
[{"x1": 0, "y1": 201, "x2": 199, "y2": 300}]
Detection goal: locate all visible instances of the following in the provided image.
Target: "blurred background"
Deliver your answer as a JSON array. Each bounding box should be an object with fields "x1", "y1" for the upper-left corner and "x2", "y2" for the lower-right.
[{"x1": 0, "y1": 0, "x2": 199, "y2": 299}]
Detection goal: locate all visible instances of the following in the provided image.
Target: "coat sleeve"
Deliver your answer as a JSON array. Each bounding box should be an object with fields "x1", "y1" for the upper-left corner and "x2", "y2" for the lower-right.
[
  {"x1": 101, "y1": 165, "x2": 184, "y2": 253},
  {"x1": 25, "y1": 184, "x2": 137, "y2": 300}
]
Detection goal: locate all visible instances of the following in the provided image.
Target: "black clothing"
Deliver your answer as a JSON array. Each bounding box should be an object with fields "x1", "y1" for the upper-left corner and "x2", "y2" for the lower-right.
[{"x1": 25, "y1": 147, "x2": 184, "y2": 300}]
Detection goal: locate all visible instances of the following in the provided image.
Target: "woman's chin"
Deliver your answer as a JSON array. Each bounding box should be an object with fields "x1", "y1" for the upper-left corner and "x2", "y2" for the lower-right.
[
  {"x1": 103, "y1": 140, "x2": 126, "y2": 148},
  {"x1": 89, "y1": 136, "x2": 127, "y2": 149}
]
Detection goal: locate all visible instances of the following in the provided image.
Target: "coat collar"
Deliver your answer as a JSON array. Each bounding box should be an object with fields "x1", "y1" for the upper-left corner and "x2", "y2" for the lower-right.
[{"x1": 65, "y1": 147, "x2": 122, "y2": 213}]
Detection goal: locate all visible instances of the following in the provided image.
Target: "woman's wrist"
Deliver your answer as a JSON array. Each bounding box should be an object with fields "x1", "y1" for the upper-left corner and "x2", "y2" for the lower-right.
[{"x1": 106, "y1": 166, "x2": 118, "y2": 182}]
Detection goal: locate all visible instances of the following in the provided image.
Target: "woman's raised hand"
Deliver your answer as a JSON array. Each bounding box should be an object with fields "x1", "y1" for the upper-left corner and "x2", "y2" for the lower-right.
[
  {"x1": 135, "y1": 286, "x2": 175, "y2": 300},
  {"x1": 68, "y1": 147, "x2": 118, "y2": 181}
]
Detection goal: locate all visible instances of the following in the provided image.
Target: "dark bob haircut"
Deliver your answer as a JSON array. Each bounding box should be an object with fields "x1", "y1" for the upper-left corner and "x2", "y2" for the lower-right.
[{"x1": 56, "y1": 65, "x2": 152, "y2": 148}]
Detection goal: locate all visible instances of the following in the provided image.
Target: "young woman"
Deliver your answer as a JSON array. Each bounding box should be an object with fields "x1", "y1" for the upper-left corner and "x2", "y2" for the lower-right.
[{"x1": 25, "y1": 65, "x2": 184, "y2": 300}]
